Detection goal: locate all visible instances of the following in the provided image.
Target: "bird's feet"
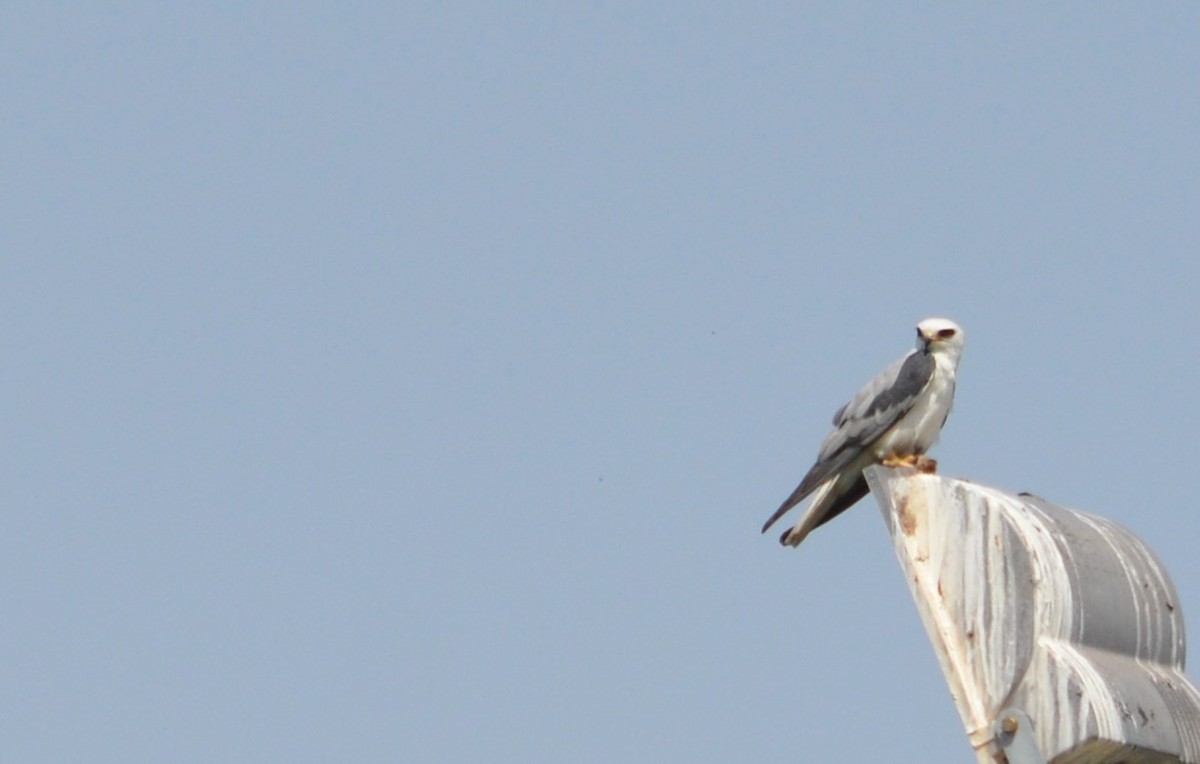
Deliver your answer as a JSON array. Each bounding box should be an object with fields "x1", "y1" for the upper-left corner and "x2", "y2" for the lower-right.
[
  {"x1": 880, "y1": 454, "x2": 919, "y2": 468},
  {"x1": 880, "y1": 454, "x2": 938, "y2": 474}
]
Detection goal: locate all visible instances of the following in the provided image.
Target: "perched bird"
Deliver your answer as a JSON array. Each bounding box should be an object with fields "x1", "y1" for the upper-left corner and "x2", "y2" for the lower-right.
[{"x1": 762, "y1": 317, "x2": 965, "y2": 547}]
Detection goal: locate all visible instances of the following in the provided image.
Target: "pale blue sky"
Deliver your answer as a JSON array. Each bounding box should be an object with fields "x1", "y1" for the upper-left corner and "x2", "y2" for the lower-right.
[{"x1": 4, "y1": 4, "x2": 1199, "y2": 762}]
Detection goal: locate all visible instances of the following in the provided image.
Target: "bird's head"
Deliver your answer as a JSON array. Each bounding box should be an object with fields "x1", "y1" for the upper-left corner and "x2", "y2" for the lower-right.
[{"x1": 916, "y1": 317, "x2": 964, "y2": 361}]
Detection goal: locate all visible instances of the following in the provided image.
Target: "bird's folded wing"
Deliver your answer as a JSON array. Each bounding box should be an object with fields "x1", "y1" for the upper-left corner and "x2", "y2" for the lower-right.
[{"x1": 762, "y1": 351, "x2": 934, "y2": 534}]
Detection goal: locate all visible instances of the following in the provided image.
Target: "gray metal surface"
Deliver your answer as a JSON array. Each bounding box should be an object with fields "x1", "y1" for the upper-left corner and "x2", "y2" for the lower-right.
[
  {"x1": 995, "y1": 708, "x2": 1048, "y2": 764},
  {"x1": 866, "y1": 466, "x2": 1200, "y2": 764}
]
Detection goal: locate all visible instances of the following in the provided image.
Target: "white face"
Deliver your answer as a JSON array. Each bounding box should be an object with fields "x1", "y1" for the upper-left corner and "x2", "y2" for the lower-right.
[{"x1": 915, "y1": 317, "x2": 964, "y2": 352}]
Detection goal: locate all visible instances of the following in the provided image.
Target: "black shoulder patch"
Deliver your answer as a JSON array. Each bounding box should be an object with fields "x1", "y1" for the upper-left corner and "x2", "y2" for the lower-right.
[{"x1": 863, "y1": 351, "x2": 933, "y2": 417}]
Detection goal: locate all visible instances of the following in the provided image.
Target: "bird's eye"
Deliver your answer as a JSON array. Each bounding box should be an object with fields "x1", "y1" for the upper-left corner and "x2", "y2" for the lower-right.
[{"x1": 937, "y1": 328, "x2": 957, "y2": 339}]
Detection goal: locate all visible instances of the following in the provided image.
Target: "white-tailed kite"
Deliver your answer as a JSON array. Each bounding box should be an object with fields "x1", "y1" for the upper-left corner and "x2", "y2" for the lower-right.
[{"x1": 762, "y1": 317, "x2": 965, "y2": 547}]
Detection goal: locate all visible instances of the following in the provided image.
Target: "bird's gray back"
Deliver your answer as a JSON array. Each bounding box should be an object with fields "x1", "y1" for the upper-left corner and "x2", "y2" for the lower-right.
[{"x1": 818, "y1": 350, "x2": 935, "y2": 462}]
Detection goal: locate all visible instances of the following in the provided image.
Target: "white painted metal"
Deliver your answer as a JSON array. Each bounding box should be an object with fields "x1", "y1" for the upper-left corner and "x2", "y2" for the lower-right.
[{"x1": 866, "y1": 466, "x2": 1200, "y2": 764}]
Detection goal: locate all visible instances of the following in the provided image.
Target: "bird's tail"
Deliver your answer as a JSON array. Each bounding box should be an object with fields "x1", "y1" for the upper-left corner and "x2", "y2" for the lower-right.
[
  {"x1": 761, "y1": 488, "x2": 802, "y2": 535},
  {"x1": 778, "y1": 479, "x2": 837, "y2": 547}
]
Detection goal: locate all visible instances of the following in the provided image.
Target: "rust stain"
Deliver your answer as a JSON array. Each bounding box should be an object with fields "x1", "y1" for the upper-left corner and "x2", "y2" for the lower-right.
[
  {"x1": 898, "y1": 495, "x2": 918, "y2": 536},
  {"x1": 915, "y1": 455, "x2": 938, "y2": 474}
]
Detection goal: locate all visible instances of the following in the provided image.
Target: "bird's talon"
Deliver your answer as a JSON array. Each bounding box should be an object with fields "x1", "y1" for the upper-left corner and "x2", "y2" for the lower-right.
[{"x1": 915, "y1": 456, "x2": 938, "y2": 474}]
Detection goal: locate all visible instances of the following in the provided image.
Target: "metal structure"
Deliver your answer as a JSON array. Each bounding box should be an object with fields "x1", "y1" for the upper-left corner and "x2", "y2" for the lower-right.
[{"x1": 866, "y1": 466, "x2": 1200, "y2": 764}]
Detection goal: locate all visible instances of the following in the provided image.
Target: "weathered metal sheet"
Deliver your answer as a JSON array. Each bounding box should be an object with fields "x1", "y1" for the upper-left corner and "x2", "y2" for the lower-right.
[{"x1": 866, "y1": 466, "x2": 1200, "y2": 764}]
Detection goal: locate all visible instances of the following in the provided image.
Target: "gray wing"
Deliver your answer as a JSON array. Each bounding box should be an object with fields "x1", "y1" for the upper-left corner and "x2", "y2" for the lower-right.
[
  {"x1": 761, "y1": 350, "x2": 934, "y2": 534},
  {"x1": 820, "y1": 349, "x2": 934, "y2": 463}
]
